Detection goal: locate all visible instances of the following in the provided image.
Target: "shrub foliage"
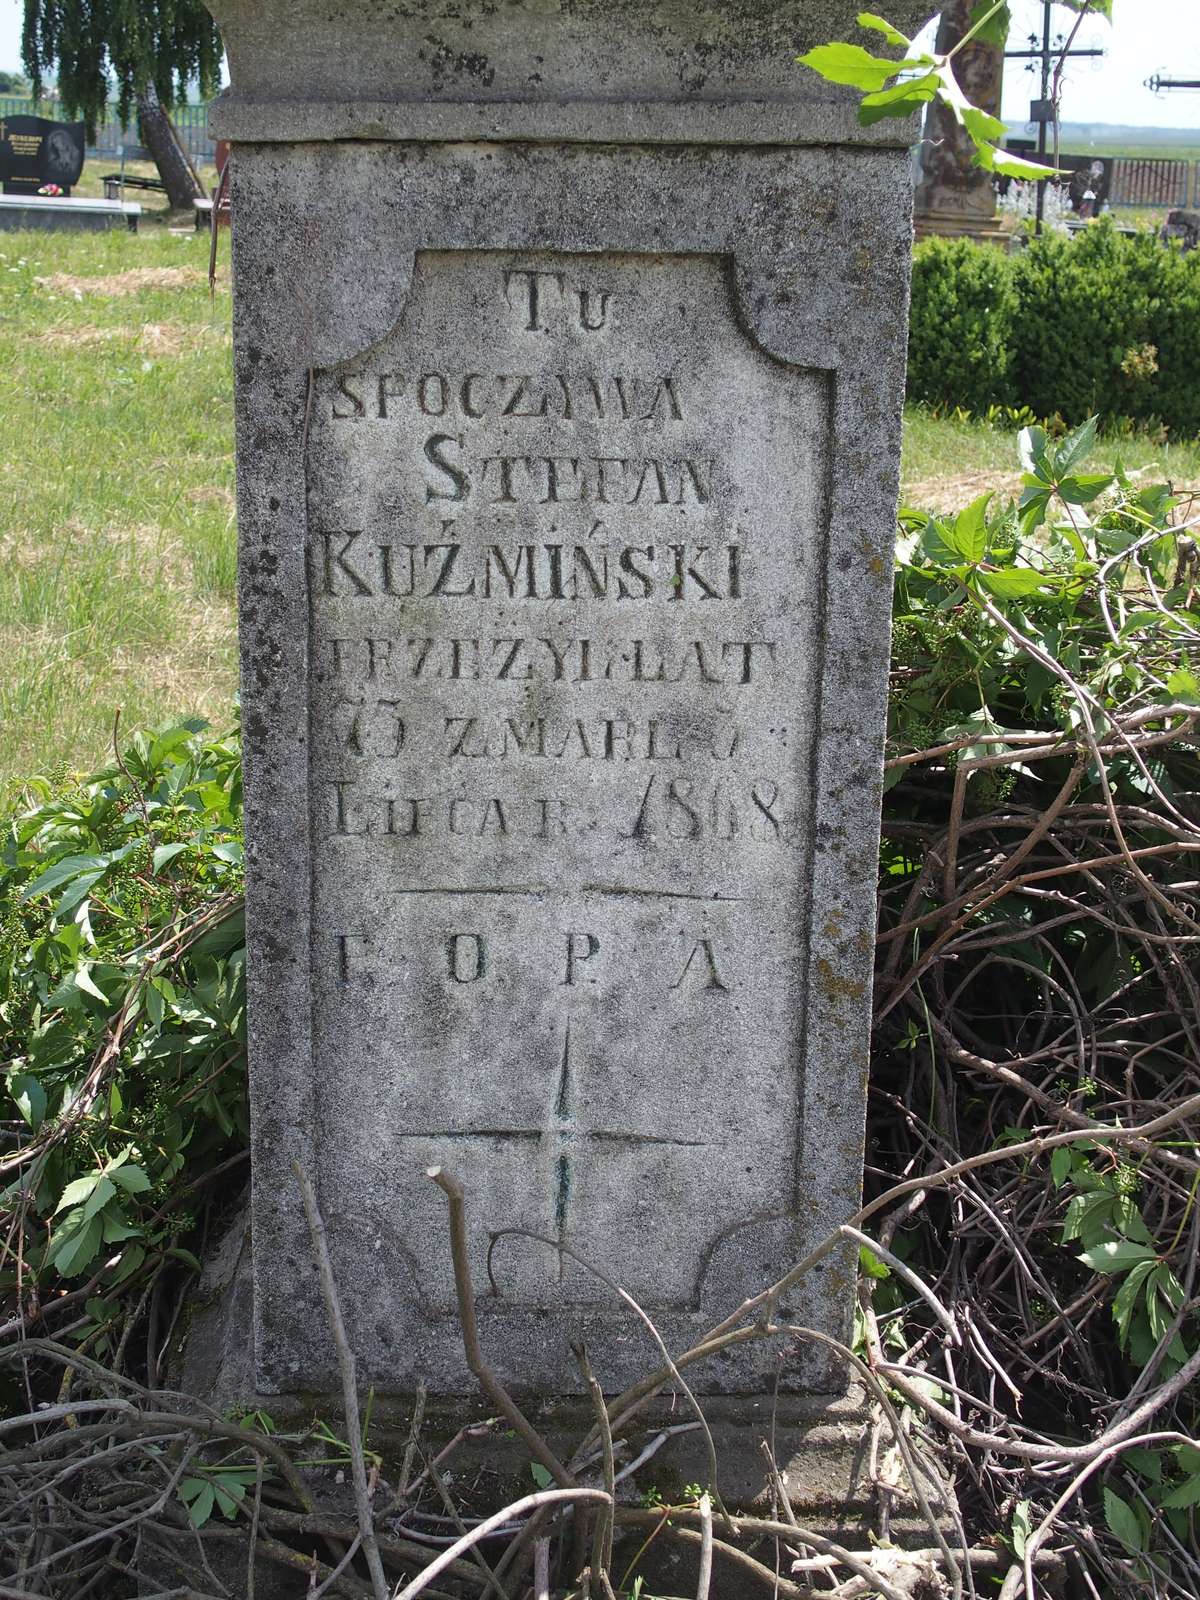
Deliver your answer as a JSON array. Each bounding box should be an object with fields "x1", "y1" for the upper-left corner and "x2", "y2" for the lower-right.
[
  {"x1": 0, "y1": 721, "x2": 246, "y2": 1360},
  {"x1": 907, "y1": 221, "x2": 1200, "y2": 437}
]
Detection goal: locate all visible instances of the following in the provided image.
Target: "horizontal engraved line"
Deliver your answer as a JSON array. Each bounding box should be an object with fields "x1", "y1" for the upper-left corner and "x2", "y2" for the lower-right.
[
  {"x1": 581, "y1": 883, "x2": 744, "y2": 902},
  {"x1": 395, "y1": 1129, "x2": 709, "y2": 1147},
  {"x1": 588, "y1": 1131, "x2": 710, "y2": 1147},
  {"x1": 394, "y1": 884, "x2": 549, "y2": 897},
  {"x1": 398, "y1": 1130, "x2": 542, "y2": 1141}
]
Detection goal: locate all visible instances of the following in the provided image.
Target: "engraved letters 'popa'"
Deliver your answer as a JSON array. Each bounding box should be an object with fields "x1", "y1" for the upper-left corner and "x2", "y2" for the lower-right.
[{"x1": 209, "y1": 0, "x2": 932, "y2": 1397}]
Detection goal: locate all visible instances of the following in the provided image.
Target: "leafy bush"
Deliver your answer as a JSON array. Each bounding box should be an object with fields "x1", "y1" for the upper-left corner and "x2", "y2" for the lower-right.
[
  {"x1": 906, "y1": 235, "x2": 1018, "y2": 412},
  {"x1": 0, "y1": 720, "x2": 246, "y2": 1359},
  {"x1": 876, "y1": 420, "x2": 1200, "y2": 1587},
  {"x1": 908, "y1": 220, "x2": 1200, "y2": 437}
]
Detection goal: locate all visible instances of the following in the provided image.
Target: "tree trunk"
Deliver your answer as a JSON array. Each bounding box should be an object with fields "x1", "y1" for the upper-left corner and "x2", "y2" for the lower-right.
[
  {"x1": 913, "y1": 0, "x2": 1005, "y2": 231},
  {"x1": 136, "y1": 83, "x2": 206, "y2": 210}
]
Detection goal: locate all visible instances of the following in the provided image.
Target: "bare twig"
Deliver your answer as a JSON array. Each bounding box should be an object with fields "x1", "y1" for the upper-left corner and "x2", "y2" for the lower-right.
[
  {"x1": 426, "y1": 1167, "x2": 574, "y2": 1488},
  {"x1": 295, "y1": 1161, "x2": 388, "y2": 1600}
]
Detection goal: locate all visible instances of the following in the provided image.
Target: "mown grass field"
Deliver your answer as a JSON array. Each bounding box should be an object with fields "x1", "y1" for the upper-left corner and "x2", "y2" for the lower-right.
[
  {"x1": 0, "y1": 213, "x2": 235, "y2": 791},
  {"x1": 1, "y1": 208, "x2": 1198, "y2": 788}
]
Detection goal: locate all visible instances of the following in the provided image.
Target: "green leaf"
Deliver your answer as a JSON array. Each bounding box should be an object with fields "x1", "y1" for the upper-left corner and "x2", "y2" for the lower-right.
[
  {"x1": 1011, "y1": 1497, "x2": 1031, "y2": 1558},
  {"x1": 22, "y1": 853, "x2": 110, "y2": 902},
  {"x1": 1078, "y1": 1240, "x2": 1157, "y2": 1274},
  {"x1": 966, "y1": 0, "x2": 1011, "y2": 47},
  {"x1": 1055, "y1": 416, "x2": 1099, "y2": 477},
  {"x1": 1123, "y1": 1448, "x2": 1163, "y2": 1483},
  {"x1": 181, "y1": 1479, "x2": 216, "y2": 1528},
  {"x1": 961, "y1": 105, "x2": 1006, "y2": 145},
  {"x1": 1159, "y1": 1475, "x2": 1200, "y2": 1511},
  {"x1": 858, "y1": 72, "x2": 941, "y2": 122},
  {"x1": 100, "y1": 1212, "x2": 142, "y2": 1243},
  {"x1": 55, "y1": 1172, "x2": 105, "y2": 1214},
  {"x1": 1050, "y1": 1146, "x2": 1071, "y2": 1188},
  {"x1": 981, "y1": 146, "x2": 1062, "y2": 181},
  {"x1": 1018, "y1": 488, "x2": 1052, "y2": 538},
  {"x1": 1103, "y1": 1488, "x2": 1146, "y2": 1554},
  {"x1": 111, "y1": 1242, "x2": 147, "y2": 1284},
  {"x1": 73, "y1": 965, "x2": 110, "y2": 1004},
  {"x1": 1018, "y1": 426, "x2": 1051, "y2": 478},
  {"x1": 213, "y1": 1477, "x2": 248, "y2": 1518},
  {"x1": 859, "y1": 1244, "x2": 890, "y2": 1279},
  {"x1": 109, "y1": 1164, "x2": 152, "y2": 1194},
  {"x1": 47, "y1": 1211, "x2": 104, "y2": 1277},
  {"x1": 1112, "y1": 1258, "x2": 1155, "y2": 1341},
  {"x1": 1112, "y1": 1196, "x2": 1152, "y2": 1244},
  {"x1": 80, "y1": 1176, "x2": 116, "y2": 1222},
  {"x1": 9, "y1": 1073, "x2": 47, "y2": 1130},
  {"x1": 56, "y1": 869, "x2": 107, "y2": 916},
  {"x1": 944, "y1": 709, "x2": 1003, "y2": 766},
  {"x1": 977, "y1": 568, "x2": 1058, "y2": 600},
  {"x1": 855, "y1": 12, "x2": 911, "y2": 47},
  {"x1": 210, "y1": 840, "x2": 243, "y2": 865},
  {"x1": 152, "y1": 842, "x2": 189, "y2": 873},
  {"x1": 1166, "y1": 668, "x2": 1200, "y2": 705},
  {"x1": 796, "y1": 43, "x2": 919, "y2": 91},
  {"x1": 189, "y1": 904, "x2": 246, "y2": 959},
  {"x1": 1058, "y1": 473, "x2": 1113, "y2": 506},
  {"x1": 530, "y1": 1463, "x2": 554, "y2": 1490}
]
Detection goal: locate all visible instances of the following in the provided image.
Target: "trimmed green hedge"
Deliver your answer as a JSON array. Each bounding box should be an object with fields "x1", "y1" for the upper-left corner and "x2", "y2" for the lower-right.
[
  {"x1": 907, "y1": 237, "x2": 1018, "y2": 412},
  {"x1": 907, "y1": 220, "x2": 1200, "y2": 436}
]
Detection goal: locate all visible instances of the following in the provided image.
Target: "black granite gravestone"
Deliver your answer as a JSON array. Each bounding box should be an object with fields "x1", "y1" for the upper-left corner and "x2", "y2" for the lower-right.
[{"x1": 0, "y1": 114, "x2": 85, "y2": 197}]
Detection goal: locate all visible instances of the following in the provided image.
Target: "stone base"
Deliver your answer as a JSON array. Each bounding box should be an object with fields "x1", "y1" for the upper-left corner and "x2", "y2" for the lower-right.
[
  {"x1": 168, "y1": 1217, "x2": 954, "y2": 1547},
  {"x1": 914, "y1": 209, "x2": 1010, "y2": 245}
]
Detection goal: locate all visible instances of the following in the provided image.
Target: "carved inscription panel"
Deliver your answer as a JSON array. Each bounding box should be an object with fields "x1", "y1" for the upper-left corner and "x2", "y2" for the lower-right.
[{"x1": 306, "y1": 252, "x2": 830, "y2": 1332}]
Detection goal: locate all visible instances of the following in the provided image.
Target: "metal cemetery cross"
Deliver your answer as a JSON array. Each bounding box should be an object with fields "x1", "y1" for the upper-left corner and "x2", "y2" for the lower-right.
[{"x1": 1004, "y1": 0, "x2": 1105, "y2": 233}]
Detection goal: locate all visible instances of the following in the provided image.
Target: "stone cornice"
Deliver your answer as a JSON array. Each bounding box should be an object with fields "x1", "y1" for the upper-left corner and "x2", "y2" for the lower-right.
[{"x1": 204, "y1": 0, "x2": 939, "y2": 146}]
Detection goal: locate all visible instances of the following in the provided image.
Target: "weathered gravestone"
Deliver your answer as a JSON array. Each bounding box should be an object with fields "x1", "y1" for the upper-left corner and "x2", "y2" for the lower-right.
[{"x1": 206, "y1": 0, "x2": 934, "y2": 1426}]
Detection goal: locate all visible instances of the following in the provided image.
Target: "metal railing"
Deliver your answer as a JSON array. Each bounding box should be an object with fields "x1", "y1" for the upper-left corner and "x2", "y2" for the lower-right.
[
  {"x1": 1108, "y1": 156, "x2": 1196, "y2": 210},
  {"x1": 0, "y1": 98, "x2": 215, "y2": 166}
]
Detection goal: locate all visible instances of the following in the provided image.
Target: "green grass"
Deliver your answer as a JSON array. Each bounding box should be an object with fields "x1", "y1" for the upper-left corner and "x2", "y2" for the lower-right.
[
  {"x1": 0, "y1": 221, "x2": 236, "y2": 788},
  {"x1": 902, "y1": 405, "x2": 1200, "y2": 497},
  {"x1": 0, "y1": 220, "x2": 1197, "y2": 788}
]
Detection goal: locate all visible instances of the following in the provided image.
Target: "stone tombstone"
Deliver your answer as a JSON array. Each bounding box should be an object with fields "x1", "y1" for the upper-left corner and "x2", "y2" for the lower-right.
[
  {"x1": 0, "y1": 114, "x2": 85, "y2": 196},
  {"x1": 913, "y1": 0, "x2": 1006, "y2": 242},
  {"x1": 207, "y1": 0, "x2": 934, "y2": 1403}
]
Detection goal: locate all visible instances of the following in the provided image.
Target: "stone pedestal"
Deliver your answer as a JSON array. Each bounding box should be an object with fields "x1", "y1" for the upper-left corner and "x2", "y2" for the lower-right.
[{"x1": 202, "y1": 0, "x2": 938, "y2": 1503}]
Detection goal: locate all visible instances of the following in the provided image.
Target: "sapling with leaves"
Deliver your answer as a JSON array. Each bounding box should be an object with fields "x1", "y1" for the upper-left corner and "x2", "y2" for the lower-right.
[
  {"x1": 800, "y1": 2, "x2": 1113, "y2": 180},
  {"x1": 0, "y1": 719, "x2": 247, "y2": 1361}
]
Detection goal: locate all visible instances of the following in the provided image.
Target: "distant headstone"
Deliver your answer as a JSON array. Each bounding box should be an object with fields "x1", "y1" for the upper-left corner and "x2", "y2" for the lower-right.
[
  {"x1": 206, "y1": 0, "x2": 934, "y2": 1433},
  {"x1": 913, "y1": 0, "x2": 1006, "y2": 242},
  {"x1": 0, "y1": 114, "x2": 84, "y2": 197},
  {"x1": 1004, "y1": 144, "x2": 1114, "y2": 214}
]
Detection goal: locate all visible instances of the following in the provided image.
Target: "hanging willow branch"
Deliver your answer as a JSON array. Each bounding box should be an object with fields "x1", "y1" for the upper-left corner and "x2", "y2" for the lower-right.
[{"x1": 21, "y1": 0, "x2": 223, "y2": 136}]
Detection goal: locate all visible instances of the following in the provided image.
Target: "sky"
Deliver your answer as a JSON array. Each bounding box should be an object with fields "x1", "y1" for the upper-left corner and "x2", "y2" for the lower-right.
[
  {"x1": 917, "y1": 0, "x2": 1200, "y2": 130},
  {"x1": 0, "y1": 0, "x2": 1198, "y2": 130}
]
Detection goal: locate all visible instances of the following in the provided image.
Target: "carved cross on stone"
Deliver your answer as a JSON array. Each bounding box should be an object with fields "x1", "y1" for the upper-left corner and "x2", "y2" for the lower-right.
[{"x1": 406, "y1": 1016, "x2": 708, "y2": 1284}]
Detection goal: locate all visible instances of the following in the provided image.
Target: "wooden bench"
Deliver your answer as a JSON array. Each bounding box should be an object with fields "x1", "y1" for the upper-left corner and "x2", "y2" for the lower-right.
[{"x1": 103, "y1": 173, "x2": 168, "y2": 199}]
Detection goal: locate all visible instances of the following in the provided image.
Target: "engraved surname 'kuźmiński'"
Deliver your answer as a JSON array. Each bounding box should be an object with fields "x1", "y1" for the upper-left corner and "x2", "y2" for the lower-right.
[{"x1": 312, "y1": 532, "x2": 740, "y2": 599}]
